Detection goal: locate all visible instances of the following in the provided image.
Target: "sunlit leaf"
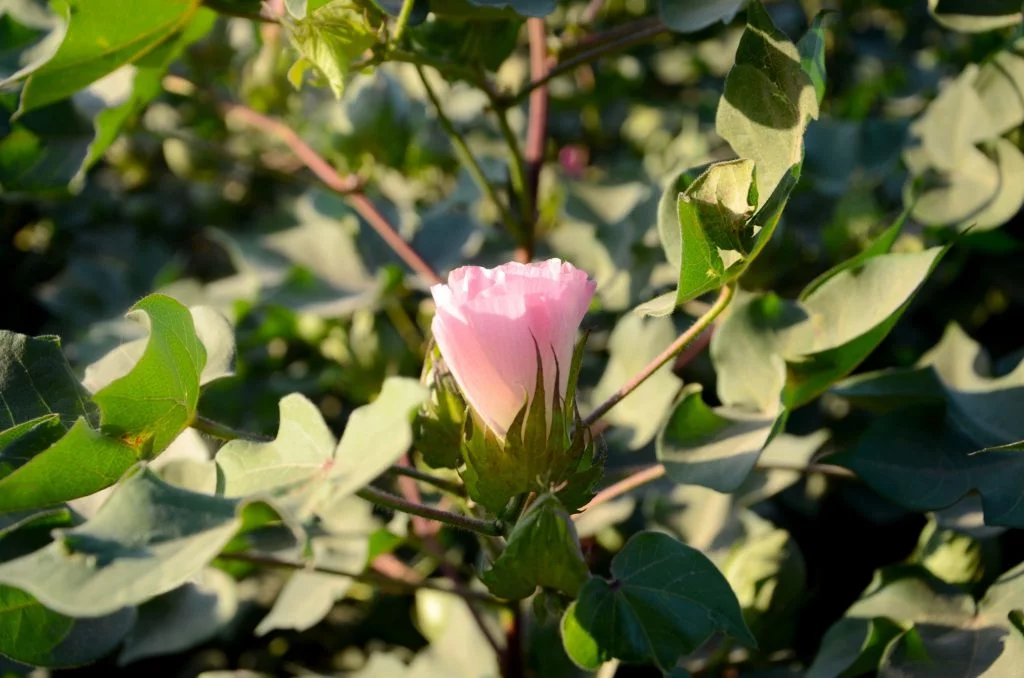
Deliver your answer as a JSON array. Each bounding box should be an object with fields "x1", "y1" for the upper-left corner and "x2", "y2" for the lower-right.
[
  {"x1": 716, "y1": 0, "x2": 818, "y2": 207},
  {"x1": 0, "y1": 467, "x2": 283, "y2": 617},
  {"x1": 6, "y1": 0, "x2": 204, "y2": 115},
  {"x1": 656, "y1": 384, "x2": 780, "y2": 493},
  {"x1": 928, "y1": 0, "x2": 1022, "y2": 32},
  {"x1": 91, "y1": 294, "x2": 206, "y2": 456}
]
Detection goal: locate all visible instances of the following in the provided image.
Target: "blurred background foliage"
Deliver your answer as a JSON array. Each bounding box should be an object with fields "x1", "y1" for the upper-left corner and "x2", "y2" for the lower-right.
[{"x1": 3, "y1": 0, "x2": 1024, "y2": 676}]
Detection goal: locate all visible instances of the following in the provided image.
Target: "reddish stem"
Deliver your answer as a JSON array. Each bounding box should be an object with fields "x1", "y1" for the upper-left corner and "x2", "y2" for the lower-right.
[
  {"x1": 190, "y1": 86, "x2": 442, "y2": 286},
  {"x1": 521, "y1": 17, "x2": 550, "y2": 262}
]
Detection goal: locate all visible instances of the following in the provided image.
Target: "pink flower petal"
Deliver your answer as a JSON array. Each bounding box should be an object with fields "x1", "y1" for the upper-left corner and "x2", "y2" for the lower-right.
[{"x1": 431, "y1": 259, "x2": 596, "y2": 438}]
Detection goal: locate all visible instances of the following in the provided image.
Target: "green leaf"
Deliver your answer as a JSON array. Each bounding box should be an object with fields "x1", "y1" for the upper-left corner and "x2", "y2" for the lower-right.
[
  {"x1": 286, "y1": 0, "x2": 377, "y2": 98},
  {"x1": 216, "y1": 393, "x2": 335, "y2": 498},
  {"x1": 716, "y1": 0, "x2": 819, "y2": 207},
  {"x1": 0, "y1": 96, "x2": 95, "y2": 195},
  {"x1": 561, "y1": 531, "x2": 756, "y2": 671},
  {"x1": 83, "y1": 305, "x2": 235, "y2": 393},
  {"x1": 0, "y1": 331, "x2": 93, "y2": 430},
  {"x1": 330, "y1": 377, "x2": 427, "y2": 497},
  {"x1": 806, "y1": 617, "x2": 904, "y2": 678},
  {"x1": 672, "y1": 159, "x2": 757, "y2": 304},
  {"x1": 255, "y1": 495, "x2": 375, "y2": 634},
  {"x1": 78, "y1": 8, "x2": 216, "y2": 183},
  {"x1": 910, "y1": 517, "x2": 984, "y2": 586},
  {"x1": 411, "y1": 589, "x2": 503, "y2": 675},
  {"x1": 7, "y1": 0, "x2": 203, "y2": 115},
  {"x1": 0, "y1": 585, "x2": 135, "y2": 668},
  {"x1": 800, "y1": 207, "x2": 907, "y2": 300},
  {"x1": 0, "y1": 466, "x2": 280, "y2": 617},
  {"x1": 657, "y1": 0, "x2": 746, "y2": 34},
  {"x1": 656, "y1": 384, "x2": 781, "y2": 493},
  {"x1": 656, "y1": 159, "x2": 801, "y2": 310},
  {"x1": 216, "y1": 378, "x2": 425, "y2": 518},
  {"x1": 928, "y1": 0, "x2": 1023, "y2": 32},
  {"x1": 711, "y1": 246, "x2": 949, "y2": 415},
  {"x1": 722, "y1": 518, "x2": 805, "y2": 651},
  {"x1": 976, "y1": 38, "x2": 1024, "y2": 136},
  {"x1": 797, "y1": 11, "x2": 830, "y2": 105},
  {"x1": 91, "y1": 294, "x2": 206, "y2": 456},
  {"x1": 0, "y1": 418, "x2": 137, "y2": 512},
  {"x1": 811, "y1": 564, "x2": 1024, "y2": 676},
  {"x1": 968, "y1": 139, "x2": 1024, "y2": 230},
  {"x1": 481, "y1": 494, "x2": 589, "y2": 600},
  {"x1": 118, "y1": 568, "x2": 237, "y2": 665},
  {"x1": 710, "y1": 291, "x2": 802, "y2": 413},
  {"x1": 590, "y1": 313, "x2": 682, "y2": 450},
  {"x1": 832, "y1": 324, "x2": 1024, "y2": 525},
  {"x1": 783, "y1": 246, "x2": 950, "y2": 407}
]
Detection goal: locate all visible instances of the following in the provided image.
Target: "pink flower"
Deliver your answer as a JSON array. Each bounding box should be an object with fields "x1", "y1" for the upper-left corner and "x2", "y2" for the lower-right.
[{"x1": 430, "y1": 259, "x2": 596, "y2": 439}]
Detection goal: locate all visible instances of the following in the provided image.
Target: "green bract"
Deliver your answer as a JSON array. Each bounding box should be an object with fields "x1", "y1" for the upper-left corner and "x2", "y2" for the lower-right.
[{"x1": 457, "y1": 339, "x2": 601, "y2": 514}]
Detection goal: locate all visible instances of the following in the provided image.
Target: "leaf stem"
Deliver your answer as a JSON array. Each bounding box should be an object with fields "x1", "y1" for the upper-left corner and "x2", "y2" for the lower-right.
[
  {"x1": 415, "y1": 65, "x2": 520, "y2": 238},
  {"x1": 391, "y1": 0, "x2": 417, "y2": 43},
  {"x1": 217, "y1": 551, "x2": 504, "y2": 604},
  {"x1": 493, "y1": 106, "x2": 531, "y2": 239},
  {"x1": 386, "y1": 464, "x2": 467, "y2": 497},
  {"x1": 192, "y1": 415, "x2": 272, "y2": 442},
  {"x1": 382, "y1": 48, "x2": 483, "y2": 83},
  {"x1": 583, "y1": 284, "x2": 735, "y2": 427},
  {"x1": 577, "y1": 459, "x2": 857, "y2": 516},
  {"x1": 357, "y1": 486, "x2": 504, "y2": 536}
]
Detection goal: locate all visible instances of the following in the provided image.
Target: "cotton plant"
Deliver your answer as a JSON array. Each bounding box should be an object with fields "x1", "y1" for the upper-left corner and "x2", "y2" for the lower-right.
[{"x1": 3, "y1": 0, "x2": 1024, "y2": 676}]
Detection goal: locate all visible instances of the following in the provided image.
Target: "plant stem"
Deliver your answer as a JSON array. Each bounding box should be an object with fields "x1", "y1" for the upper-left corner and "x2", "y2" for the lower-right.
[
  {"x1": 584, "y1": 284, "x2": 735, "y2": 428},
  {"x1": 163, "y1": 75, "x2": 442, "y2": 286},
  {"x1": 576, "y1": 464, "x2": 666, "y2": 515},
  {"x1": 505, "y1": 18, "x2": 668, "y2": 108},
  {"x1": 520, "y1": 17, "x2": 549, "y2": 261},
  {"x1": 577, "y1": 458, "x2": 858, "y2": 516},
  {"x1": 192, "y1": 415, "x2": 272, "y2": 442},
  {"x1": 415, "y1": 65, "x2": 519, "y2": 238},
  {"x1": 357, "y1": 486, "x2": 504, "y2": 536},
  {"x1": 756, "y1": 461, "x2": 858, "y2": 479},
  {"x1": 217, "y1": 551, "x2": 503, "y2": 604},
  {"x1": 383, "y1": 48, "x2": 483, "y2": 83},
  {"x1": 493, "y1": 106, "x2": 530, "y2": 233},
  {"x1": 391, "y1": 0, "x2": 417, "y2": 43},
  {"x1": 386, "y1": 464, "x2": 467, "y2": 497}
]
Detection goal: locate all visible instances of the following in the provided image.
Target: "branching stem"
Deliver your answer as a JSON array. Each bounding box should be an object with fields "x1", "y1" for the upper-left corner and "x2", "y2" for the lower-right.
[
  {"x1": 217, "y1": 551, "x2": 504, "y2": 605},
  {"x1": 416, "y1": 65, "x2": 519, "y2": 238},
  {"x1": 583, "y1": 284, "x2": 735, "y2": 427},
  {"x1": 357, "y1": 486, "x2": 504, "y2": 536}
]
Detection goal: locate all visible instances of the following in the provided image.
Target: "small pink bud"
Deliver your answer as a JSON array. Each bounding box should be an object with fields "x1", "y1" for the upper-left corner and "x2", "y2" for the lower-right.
[
  {"x1": 559, "y1": 145, "x2": 589, "y2": 178},
  {"x1": 430, "y1": 259, "x2": 596, "y2": 439}
]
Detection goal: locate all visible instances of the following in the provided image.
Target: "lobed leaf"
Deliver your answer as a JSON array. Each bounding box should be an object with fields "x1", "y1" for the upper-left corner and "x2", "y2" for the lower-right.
[
  {"x1": 7, "y1": 0, "x2": 204, "y2": 116},
  {"x1": 0, "y1": 467, "x2": 282, "y2": 617},
  {"x1": 561, "y1": 531, "x2": 756, "y2": 671}
]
